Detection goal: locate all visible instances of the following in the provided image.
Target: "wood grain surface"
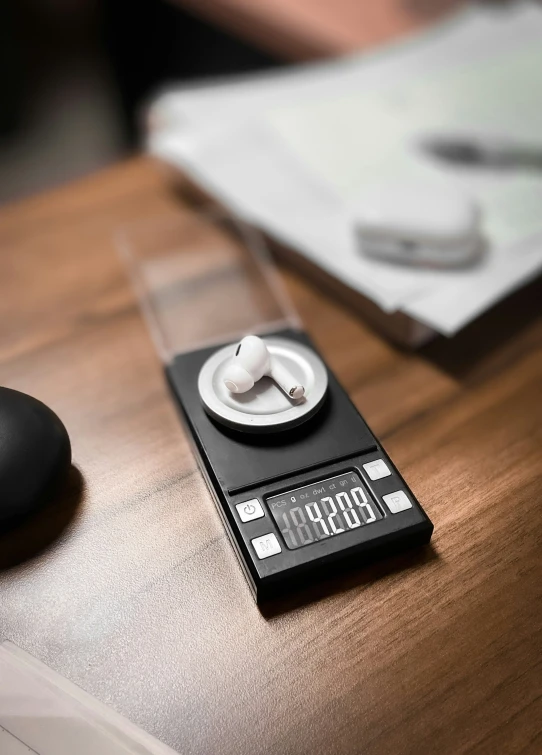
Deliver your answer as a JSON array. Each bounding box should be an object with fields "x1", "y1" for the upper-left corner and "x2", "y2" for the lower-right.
[{"x1": 0, "y1": 157, "x2": 541, "y2": 755}]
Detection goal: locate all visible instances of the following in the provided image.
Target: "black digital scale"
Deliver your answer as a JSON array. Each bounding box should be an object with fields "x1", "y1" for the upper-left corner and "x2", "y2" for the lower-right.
[
  {"x1": 167, "y1": 328, "x2": 433, "y2": 602},
  {"x1": 122, "y1": 210, "x2": 433, "y2": 604}
]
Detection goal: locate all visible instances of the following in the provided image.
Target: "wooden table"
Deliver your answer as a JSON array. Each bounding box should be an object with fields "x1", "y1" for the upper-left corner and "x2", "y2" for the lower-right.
[
  {"x1": 0, "y1": 158, "x2": 541, "y2": 754},
  {"x1": 171, "y1": 0, "x2": 463, "y2": 60}
]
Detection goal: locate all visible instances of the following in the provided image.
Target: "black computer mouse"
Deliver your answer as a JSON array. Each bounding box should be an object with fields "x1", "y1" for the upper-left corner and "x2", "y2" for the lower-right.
[{"x1": 0, "y1": 387, "x2": 71, "y2": 526}]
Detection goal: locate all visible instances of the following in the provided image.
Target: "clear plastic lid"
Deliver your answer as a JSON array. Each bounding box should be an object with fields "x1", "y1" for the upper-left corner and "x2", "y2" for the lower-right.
[{"x1": 118, "y1": 208, "x2": 300, "y2": 363}]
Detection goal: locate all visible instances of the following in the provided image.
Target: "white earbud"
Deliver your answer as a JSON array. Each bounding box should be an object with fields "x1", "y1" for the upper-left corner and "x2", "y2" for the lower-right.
[{"x1": 223, "y1": 335, "x2": 305, "y2": 400}]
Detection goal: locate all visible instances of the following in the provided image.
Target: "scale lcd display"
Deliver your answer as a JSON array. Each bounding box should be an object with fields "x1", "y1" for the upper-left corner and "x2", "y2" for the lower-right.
[{"x1": 266, "y1": 471, "x2": 382, "y2": 550}]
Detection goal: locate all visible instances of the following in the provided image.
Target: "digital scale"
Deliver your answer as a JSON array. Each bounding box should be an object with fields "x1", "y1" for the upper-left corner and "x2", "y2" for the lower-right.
[
  {"x1": 166, "y1": 329, "x2": 433, "y2": 602},
  {"x1": 122, "y1": 210, "x2": 434, "y2": 604}
]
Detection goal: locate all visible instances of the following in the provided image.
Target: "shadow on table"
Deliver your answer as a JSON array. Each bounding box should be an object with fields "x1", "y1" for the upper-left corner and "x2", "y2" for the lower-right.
[
  {"x1": 0, "y1": 465, "x2": 84, "y2": 571},
  {"x1": 260, "y1": 542, "x2": 438, "y2": 619},
  {"x1": 420, "y1": 275, "x2": 542, "y2": 381}
]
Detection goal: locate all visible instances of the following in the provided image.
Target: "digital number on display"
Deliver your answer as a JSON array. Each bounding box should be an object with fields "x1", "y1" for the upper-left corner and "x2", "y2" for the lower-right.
[{"x1": 266, "y1": 472, "x2": 382, "y2": 550}]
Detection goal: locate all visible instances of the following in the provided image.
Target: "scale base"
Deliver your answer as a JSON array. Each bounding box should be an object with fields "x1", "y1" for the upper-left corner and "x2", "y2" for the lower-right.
[{"x1": 166, "y1": 329, "x2": 433, "y2": 603}]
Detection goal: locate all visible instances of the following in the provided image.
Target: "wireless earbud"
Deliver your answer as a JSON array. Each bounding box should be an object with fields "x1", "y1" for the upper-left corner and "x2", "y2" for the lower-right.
[{"x1": 223, "y1": 335, "x2": 305, "y2": 400}]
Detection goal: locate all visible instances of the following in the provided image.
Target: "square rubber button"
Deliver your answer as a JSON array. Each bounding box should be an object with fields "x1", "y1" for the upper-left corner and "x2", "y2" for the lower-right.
[
  {"x1": 236, "y1": 499, "x2": 264, "y2": 523},
  {"x1": 251, "y1": 533, "x2": 282, "y2": 559},
  {"x1": 382, "y1": 490, "x2": 412, "y2": 514},
  {"x1": 363, "y1": 459, "x2": 391, "y2": 481}
]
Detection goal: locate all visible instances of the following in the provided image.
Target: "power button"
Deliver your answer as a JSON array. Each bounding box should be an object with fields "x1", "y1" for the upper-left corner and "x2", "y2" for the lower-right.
[{"x1": 236, "y1": 499, "x2": 265, "y2": 523}]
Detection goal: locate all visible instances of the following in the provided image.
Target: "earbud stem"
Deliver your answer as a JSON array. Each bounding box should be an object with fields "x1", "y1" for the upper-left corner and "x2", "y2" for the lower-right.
[{"x1": 268, "y1": 360, "x2": 305, "y2": 401}]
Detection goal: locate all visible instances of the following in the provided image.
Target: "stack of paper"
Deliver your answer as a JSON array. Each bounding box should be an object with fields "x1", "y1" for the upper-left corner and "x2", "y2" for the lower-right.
[
  {"x1": 0, "y1": 642, "x2": 177, "y2": 755},
  {"x1": 149, "y1": 2, "x2": 542, "y2": 337}
]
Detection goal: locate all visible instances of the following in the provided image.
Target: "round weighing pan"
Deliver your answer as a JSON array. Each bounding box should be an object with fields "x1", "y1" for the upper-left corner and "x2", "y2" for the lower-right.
[{"x1": 198, "y1": 337, "x2": 328, "y2": 433}]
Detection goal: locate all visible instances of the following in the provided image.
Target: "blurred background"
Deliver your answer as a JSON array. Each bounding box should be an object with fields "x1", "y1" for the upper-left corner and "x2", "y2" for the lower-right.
[
  {"x1": 0, "y1": 0, "x2": 287, "y2": 203},
  {"x1": 0, "y1": 0, "x2": 468, "y2": 204}
]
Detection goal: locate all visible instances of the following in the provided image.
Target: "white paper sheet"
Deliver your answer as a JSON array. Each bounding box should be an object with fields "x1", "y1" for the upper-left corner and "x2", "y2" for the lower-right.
[
  {"x1": 157, "y1": 124, "x2": 428, "y2": 312},
  {"x1": 0, "y1": 643, "x2": 177, "y2": 755},
  {"x1": 152, "y1": 3, "x2": 540, "y2": 136},
  {"x1": 150, "y1": 2, "x2": 542, "y2": 335},
  {"x1": 267, "y1": 34, "x2": 542, "y2": 333}
]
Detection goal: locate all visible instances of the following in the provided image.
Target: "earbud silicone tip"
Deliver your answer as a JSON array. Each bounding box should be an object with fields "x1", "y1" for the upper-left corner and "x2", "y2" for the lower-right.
[{"x1": 223, "y1": 363, "x2": 254, "y2": 393}]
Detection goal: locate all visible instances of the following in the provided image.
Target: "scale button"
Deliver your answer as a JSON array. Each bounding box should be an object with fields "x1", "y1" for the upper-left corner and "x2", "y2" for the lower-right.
[
  {"x1": 382, "y1": 490, "x2": 412, "y2": 513},
  {"x1": 363, "y1": 458, "x2": 391, "y2": 480},
  {"x1": 236, "y1": 499, "x2": 265, "y2": 523},
  {"x1": 251, "y1": 533, "x2": 282, "y2": 559}
]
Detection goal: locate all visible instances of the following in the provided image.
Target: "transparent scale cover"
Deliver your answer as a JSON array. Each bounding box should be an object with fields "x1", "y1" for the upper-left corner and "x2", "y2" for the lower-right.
[{"x1": 118, "y1": 208, "x2": 300, "y2": 363}]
